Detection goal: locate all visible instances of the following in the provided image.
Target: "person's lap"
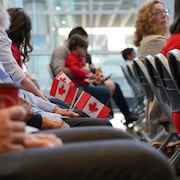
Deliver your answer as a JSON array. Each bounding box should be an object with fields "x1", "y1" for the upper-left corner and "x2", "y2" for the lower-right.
[
  {"x1": 84, "y1": 84, "x2": 111, "y2": 105},
  {"x1": 62, "y1": 117, "x2": 112, "y2": 127}
]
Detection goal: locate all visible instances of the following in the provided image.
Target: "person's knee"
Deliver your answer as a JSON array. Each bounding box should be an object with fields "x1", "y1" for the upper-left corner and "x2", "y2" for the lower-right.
[
  {"x1": 104, "y1": 80, "x2": 116, "y2": 95},
  {"x1": 98, "y1": 85, "x2": 111, "y2": 99},
  {"x1": 85, "y1": 85, "x2": 111, "y2": 104}
]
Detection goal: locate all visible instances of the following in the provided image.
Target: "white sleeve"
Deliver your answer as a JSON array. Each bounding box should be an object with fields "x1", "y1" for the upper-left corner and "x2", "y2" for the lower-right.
[
  {"x1": 19, "y1": 89, "x2": 57, "y2": 112},
  {"x1": 0, "y1": 28, "x2": 25, "y2": 85}
]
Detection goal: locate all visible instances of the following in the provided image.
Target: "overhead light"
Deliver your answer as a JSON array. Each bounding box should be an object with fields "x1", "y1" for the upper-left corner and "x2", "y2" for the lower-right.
[
  {"x1": 61, "y1": 20, "x2": 66, "y2": 25},
  {"x1": 56, "y1": 6, "x2": 61, "y2": 11}
]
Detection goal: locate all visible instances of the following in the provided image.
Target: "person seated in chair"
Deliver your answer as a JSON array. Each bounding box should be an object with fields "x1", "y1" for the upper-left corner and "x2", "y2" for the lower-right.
[
  {"x1": 50, "y1": 26, "x2": 138, "y2": 125},
  {"x1": 0, "y1": 105, "x2": 175, "y2": 180}
]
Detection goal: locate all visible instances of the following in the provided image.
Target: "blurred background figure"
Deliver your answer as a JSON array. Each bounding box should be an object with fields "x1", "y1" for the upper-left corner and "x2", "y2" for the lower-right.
[
  {"x1": 121, "y1": 47, "x2": 136, "y2": 61},
  {"x1": 133, "y1": 0, "x2": 170, "y2": 135}
]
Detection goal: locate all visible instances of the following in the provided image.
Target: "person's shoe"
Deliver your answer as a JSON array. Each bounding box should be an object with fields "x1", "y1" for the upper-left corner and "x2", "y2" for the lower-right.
[{"x1": 123, "y1": 116, "x2": 137, "y2": 127}]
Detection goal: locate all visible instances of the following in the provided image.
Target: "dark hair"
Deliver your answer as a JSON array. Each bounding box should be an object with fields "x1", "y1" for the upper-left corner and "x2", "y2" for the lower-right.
[
  {"x1": 6, "y1": 8, "x2": 33, "y2": 63},
  {"x1": 68, "y1": 26, "x2": 88, "y2": 39},
  {"x1": 169, "y1": 0, "x2": 180, "y2": 34},
  {"x1": 121, "y1": 48, "x2": 134, "y2": 60},
  {"x1": 68, "y1": 34, "x2": 88, "y2": 51}
]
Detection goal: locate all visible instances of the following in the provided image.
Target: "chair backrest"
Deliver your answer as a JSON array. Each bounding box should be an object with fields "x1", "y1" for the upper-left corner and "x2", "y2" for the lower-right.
[
  {"x1": 121, "y1": 64, "x2": 132, "y2": 87},
  {"x1": 133, "y1": 59, "x2": 154, "y2": 102},
  {"x1": 144, "y1": 55, "x2": 169, "y2": 105},
  {"x1": 121, "y1": 63, "x2": 143, "y2": 97},
  {"x1": 144, "y1": 55, "x2": 172, "y2": 121},
  {"x1": 155, "y1": 53, "x2": 180, "y2": 112},
  {"x1": 167, "y1": 49, "x2": 180, "y2": 94},
  {"x1": 127, "y1": 62, "x2": 143, "y2": 85}
]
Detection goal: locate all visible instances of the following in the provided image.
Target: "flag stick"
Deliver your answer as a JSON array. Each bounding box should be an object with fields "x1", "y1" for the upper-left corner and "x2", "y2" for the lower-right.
[{"x1": 69, "y1": 89, "x2": 79, "y2": 111}]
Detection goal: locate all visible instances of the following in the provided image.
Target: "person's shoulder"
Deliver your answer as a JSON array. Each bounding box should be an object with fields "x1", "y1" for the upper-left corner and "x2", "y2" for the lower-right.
[
  {"x1": 52, "y1": 41, "x2": 69, "y2": 55},
  {"x1": 155, "y1": 35, "x2": 168, "y2": 41},
  {"x1": 143, "y1": 35, "x2": 167, "y2": 42},
  {"x1": 53, "y1": 45, "x2": 67, "y2": 53}
]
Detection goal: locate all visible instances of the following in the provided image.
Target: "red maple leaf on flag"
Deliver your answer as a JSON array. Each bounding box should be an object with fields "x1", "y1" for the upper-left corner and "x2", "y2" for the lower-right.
[
  {"x1": 89, "y1": 102, "x2": 98, "y2": 112},
  {"x1": 60, "y1": 77, "x2": 66, "y2": 83},
  {"x1": 58, "y1": 85, "x2": 66, "y2": 95}
]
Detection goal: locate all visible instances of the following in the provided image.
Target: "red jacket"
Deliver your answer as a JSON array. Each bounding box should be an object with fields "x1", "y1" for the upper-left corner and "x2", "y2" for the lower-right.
[
  {"x1": 11, "y1": 43, "x2": 23, "y2": 68},
  {"x1": 65, "y1": 52, "x2": 91, "y2": 85},
  {"x1": 160, "y1": 34, "x2": 180, "y2": 56}
]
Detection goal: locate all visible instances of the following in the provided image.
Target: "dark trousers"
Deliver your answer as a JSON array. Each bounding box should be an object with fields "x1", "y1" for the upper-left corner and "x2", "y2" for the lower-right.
[
  {"x1": 112, "y1": 82, "x2": 132, "y2": 123},
  {"x1": 84, "y1": 84, "x2": 111, "y2": 105},
  {"x1": 63, "y1": 117, "x2": 112, "y2": 127}
]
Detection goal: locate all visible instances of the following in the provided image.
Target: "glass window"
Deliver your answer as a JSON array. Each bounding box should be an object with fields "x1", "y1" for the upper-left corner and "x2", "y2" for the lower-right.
[
  {"x1": 31, "y1": 15, "x2": 50, "y2": 52},
  {"x1": 6, "y1": 0, "x2": 19, "y2": 8},
  {"x1": 6, "y1": 0, "x2": 173, "y2": 98},
  {"x1": 27, "y1": 55, "x2": 52, "y2": 92},
  {"x1": 92, "y1": 0, "x2": 137, "y2": 11},
  {"x1": 53, "y1": 0, "x2": 90, "y2": 12},
  {"x1": 23, "y1": 0, "x2": 49, "y2": 11},
  {"x1": 91, "y1": 54, "x2": 133, "y2": 96}
]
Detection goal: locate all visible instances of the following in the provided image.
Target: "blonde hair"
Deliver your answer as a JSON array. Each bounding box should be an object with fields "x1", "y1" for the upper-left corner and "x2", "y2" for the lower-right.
[{"x1": 134, "y1": 0, "x2": 168, "y2": 47}]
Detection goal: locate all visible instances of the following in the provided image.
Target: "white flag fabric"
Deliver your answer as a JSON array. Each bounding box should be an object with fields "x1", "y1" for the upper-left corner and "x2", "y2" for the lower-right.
[
  {"x1": 55, "y1": 71, "x2": 74, "y2": 86},
  {"x1": 74, "y1": 91, "x2": 111, "y2": 118},
  {"x1": 50, "y1": 78, "x2": 78, "y2": 104}
]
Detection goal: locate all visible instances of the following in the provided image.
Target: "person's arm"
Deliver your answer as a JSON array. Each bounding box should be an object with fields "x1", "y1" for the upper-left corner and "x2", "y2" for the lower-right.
[
  {"x1": 0, "y1": 29, "x2": 48, "y2": 101},
  {"x1": 24, "y1": 133, "x2": 63, "y2": 148},
  {"x1": 21, "y1": 77, "x2": 48, "y2": 101},
  {"x1": 0, "y1": 106, "x2": 63, "y2": 153},
  {"x1": 0, "y1": 106, "x2": 26, "y2": 153},
  {"x1": 19, "y1": 89, "x2": 79, "y2": 119},
  {"x1": 50, "y1": 45, "x2": 76, "y2": 78},
  {"x1": 53, "y1": 106, "x2": 79, "y2": 118},
  {"x1": 66, "y1": 55, "x2": 90, "y2": 78},
  {"x1": 40, "y1": 112, "x2": 70, "y2": 130}
]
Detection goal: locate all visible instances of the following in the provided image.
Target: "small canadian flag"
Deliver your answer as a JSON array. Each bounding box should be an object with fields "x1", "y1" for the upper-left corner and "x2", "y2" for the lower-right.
[
  {"x1": 55, "y1": 71, "x2": 74, "y2": 86},
  {"x1": 74, "y1": 91, "x2": 111, "y2": 118},
  {"x1": 50, "y1": 78, "x2": 78, "y2": 104}
]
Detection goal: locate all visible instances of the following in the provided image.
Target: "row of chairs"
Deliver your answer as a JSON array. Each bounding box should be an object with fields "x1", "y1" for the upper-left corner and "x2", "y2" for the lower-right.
[
  {"x1": 121, "y1": 62, "x2": 145, "y2": 116},
  {"x1": 121, "y1": 60, "x2": 169, "y2": 142},
  {"x1": 121, "y1": 49, "x2": 180, "y2": 171}
]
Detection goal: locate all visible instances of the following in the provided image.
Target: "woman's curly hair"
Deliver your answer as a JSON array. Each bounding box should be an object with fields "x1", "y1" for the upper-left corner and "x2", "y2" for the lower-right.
[
  {"x1": 6, "y1": 8, "x2": 33, "y2": 63},
  {"x1": 134, "y1": 0, "x2": 168, "y2": 47}
]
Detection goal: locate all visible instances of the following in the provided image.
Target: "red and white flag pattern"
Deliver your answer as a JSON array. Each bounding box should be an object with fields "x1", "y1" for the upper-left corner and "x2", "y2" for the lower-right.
[
  {"x1": 74, "y1": 91, "x2": 111, "y2": 118},
  {"x1": 55, "y1": 71, "x2": 74, "y2": 86},
  {"x1": 50, "y1": 78, "x2": 78, "y2": 104}
]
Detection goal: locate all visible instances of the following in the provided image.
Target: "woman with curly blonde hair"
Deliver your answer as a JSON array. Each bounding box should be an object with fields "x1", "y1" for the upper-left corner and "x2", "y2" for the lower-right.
[
  {"x1": 133, "y1": 0, "x2": 170, "y2": 135},
  {"x1": 134, "y1": 0, "x2": 169, "y2": 58}
]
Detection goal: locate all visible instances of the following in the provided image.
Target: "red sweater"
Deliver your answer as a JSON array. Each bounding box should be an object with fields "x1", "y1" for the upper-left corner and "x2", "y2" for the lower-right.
[
  {"x1": 11, "y1": 43, "x2": 23, "y2": 68},
  {"x1": 160, "y1": 33, "x2": 180, "y2": 56},
  {"x1": 65, "y1": 52, "x2": 91, "y2": 85}
]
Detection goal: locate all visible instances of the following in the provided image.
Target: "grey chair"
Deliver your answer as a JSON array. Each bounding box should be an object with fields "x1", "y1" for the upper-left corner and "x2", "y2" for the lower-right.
[
  {"x1": 144, "y1": 55, "x2": 171, "y2": 122},
  {"x1": 132, "y1": 59, "x2": 169, "y2": 142},
  {"x1": 133, "y1": 59, "x2": 155, "y2": 103},
  {"x1": 121, "y1": 63, "x2": 145, "y2": 114},
  {"x1": 167, "y1": 49, "x2": 180, "y2": 95},
  {"x1": 154, "y1": 53, "x2": 180, "y2": 113}
]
